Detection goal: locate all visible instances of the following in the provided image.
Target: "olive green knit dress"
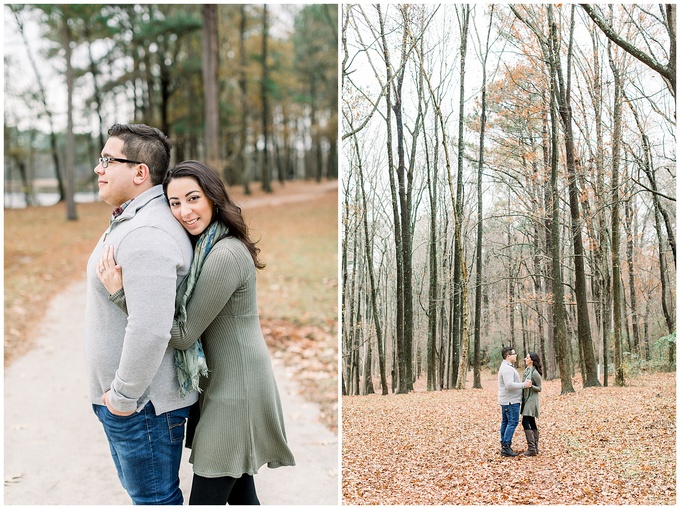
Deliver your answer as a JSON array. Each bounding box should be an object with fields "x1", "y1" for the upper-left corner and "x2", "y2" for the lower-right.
[{"x1": 113, "y1": 236, "x2": 295, "y2": 478}]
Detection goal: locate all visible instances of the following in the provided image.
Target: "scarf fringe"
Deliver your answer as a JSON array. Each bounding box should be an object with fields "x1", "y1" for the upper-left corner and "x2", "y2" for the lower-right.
[{"x1": 174, "y1": 221, "x2": 229, "y2": 397}]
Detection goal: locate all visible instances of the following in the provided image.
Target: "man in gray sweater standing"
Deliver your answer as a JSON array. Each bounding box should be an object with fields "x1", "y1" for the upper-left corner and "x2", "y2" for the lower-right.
[
  {"x1": 498, "y1": 346, "x2": 532, "y2": 457},
  {"x1": 85, "y1": 124, "x2": 196, "y2": 504}
]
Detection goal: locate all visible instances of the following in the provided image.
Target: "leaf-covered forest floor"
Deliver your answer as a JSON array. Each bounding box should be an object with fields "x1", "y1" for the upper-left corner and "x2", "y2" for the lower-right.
[{"x1": 342, "y1": 371, "x2": 676, "y2": 505}]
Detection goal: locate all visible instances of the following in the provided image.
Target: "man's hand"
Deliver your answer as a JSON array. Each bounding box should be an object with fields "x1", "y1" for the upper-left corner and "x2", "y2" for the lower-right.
[
  {"x1": 101, "y1": 391, "x2": 135, "y2": 416},
  {"x1": 524, "y1": 380, "x2": 532, "y2": 388}
]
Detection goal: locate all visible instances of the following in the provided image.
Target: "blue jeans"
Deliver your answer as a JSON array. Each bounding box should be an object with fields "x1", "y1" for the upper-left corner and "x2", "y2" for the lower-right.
[
  {"x1": 500, "y1": 403, "x2": 520, "y2": 445},
  {"x1": 93, "y1": 402, "x2": 191, "y2": 505}
]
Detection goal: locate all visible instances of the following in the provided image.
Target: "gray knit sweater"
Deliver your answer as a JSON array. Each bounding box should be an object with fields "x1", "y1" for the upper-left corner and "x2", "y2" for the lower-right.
[
  {"x1": 84, "y1": 186, "x2": 197, "y2": 415},
  {"x1": 497, "y1": 360, "x2": 525, "y2": 405}
]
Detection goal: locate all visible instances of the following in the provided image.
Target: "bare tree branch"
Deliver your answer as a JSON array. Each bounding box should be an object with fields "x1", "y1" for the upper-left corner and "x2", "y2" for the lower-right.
[{"x1": 580, "y1": 4, "x2": 676, "y2": 96}]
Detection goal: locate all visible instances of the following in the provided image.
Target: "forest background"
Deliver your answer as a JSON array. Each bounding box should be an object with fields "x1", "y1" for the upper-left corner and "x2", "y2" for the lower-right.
[
  {"x1": 341, "y1": 3, "x2": 675, "y2": 396},
  {"x1": 4, "y1": 4, "x2": 338, "y2": 212}
]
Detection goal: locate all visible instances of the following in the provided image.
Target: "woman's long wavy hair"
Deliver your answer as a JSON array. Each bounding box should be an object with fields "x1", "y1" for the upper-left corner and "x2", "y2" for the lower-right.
[
  {"x1": 163, "y1": 160, "x2": 265, "y2": 269},
  {"x1": 528, "y1": 352, "x2": 543, "y2": 376}
]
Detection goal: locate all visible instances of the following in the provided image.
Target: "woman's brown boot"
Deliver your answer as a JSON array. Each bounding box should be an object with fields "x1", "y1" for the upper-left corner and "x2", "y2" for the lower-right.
[{"x1": 523, "y1": 430, "x2": 537, "y2": 456}]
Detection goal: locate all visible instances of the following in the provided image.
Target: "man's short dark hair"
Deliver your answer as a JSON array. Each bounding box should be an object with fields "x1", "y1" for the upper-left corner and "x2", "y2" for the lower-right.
[
  {"x1": 108, "y1": 124, "x2": 172, "y2": 185},
  {"x1": 502, "y1": 346, "x2": 515, "y2": 359}
]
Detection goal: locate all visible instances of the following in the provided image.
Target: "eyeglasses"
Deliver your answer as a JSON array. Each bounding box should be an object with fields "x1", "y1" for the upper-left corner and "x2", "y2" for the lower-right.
[{"x1": 98, "y1": 156, "x2": 142, "y2": 169}]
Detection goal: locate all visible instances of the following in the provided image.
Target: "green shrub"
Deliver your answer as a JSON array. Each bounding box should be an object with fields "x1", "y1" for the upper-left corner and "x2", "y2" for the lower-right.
[{"x1": 620, "y1": 333, "x2": 676, "y2": 376}]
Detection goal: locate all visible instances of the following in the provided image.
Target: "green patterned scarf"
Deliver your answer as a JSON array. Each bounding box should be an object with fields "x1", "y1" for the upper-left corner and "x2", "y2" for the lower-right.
[{"x1": 174, "y1": 220, "x2": 229, "y2": 397}]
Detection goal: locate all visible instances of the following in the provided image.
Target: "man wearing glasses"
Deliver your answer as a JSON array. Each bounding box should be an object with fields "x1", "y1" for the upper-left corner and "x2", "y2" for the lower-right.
[
  {"x1": 498, "y1": 347, "x2": 532, "y2": 457},
  {"x1": 85, "y1": 124, "x2": 196, "y2": 504}
]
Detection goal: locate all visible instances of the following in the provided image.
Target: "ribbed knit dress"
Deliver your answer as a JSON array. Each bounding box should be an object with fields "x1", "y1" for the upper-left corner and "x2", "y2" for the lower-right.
[{"x1": 112, "y1": 235, "x2": 295, "y2": 478}]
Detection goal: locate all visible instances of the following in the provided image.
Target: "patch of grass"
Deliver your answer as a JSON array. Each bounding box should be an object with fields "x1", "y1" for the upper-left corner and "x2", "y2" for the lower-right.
[
  {"x1": 248, "y1": 190, "x2": 338, "y2": 327},
  {"x1": 559, "y1": 433, "x2": 585, "y2": 456}
]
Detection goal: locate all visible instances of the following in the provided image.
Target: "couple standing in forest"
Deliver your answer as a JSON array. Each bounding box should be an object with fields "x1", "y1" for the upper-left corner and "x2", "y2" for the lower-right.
[{"x1": 498, "y1": 346, "x2": 543, "y2": 457}]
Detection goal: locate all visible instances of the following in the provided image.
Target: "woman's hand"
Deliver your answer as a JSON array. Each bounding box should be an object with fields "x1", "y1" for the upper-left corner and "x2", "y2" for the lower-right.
[{"x1": 97, "y1": 245, "x2": 123, "y2": 295}]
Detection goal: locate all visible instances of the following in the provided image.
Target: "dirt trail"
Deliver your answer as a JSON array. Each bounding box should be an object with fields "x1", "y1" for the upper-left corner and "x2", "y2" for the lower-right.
[{"x1": 4, "y1": 181, "x2": 339, "y2": 505}]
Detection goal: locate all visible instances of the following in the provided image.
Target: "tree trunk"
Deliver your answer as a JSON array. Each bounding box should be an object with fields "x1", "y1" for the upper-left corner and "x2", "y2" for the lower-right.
[
  {"x1": 607, "y1": 33, "x2": 625, "y2": 387},
  {"x1": 352, "y1": 288, "x2": 361, "y2": 395},
  {"x1": 202, "y1": 4, "x2": 220, "y2": 172},
  {"x1": 540, "y1": 91, "x2": 557, "y2": 380},
  {"x1": 353, "y1": 127, "x2": 388, "y2": 395},
  {"x1": 508, "y1": 224, "x2": 516, "y2": 349},
  {"x1": 377, "y1": 5, "x2": 406, "y2": 394},
  {"x1": 62, "y1": 10, "x2": 77, "y2": 221},
  {"x1": 472, "y1": 7, "x2": 494, "y2": 390},
  {"x1": 426, "y1": 94, "x2": 439, "y2": 392},
  {"x1": 552, "y1": 7, "x2": 600, "y2": 387},
  {"x1": 10, "y1": 6, "x2": 65, "y2": 203},
  {"x1": 84, "y1": 27, "x2": 105, "y2": 170},
  {"x1": 260, "y1": 5, "x2": 272, "y2": 193},
  {"x1": 341, "y1": 157, "x2": 352, "y2": 396},
  {"x1": 392, "y1": 9, "x2": 414, "y2": 393},
  {"x1": 239, "y1": 5, "x2": 251, "y2": 194},
  {"x1": 623, "y1": 180, "x2": 641, "y2": 356},
  {"x1": 454, "y1": 5, "x2": 471, "y2": 390},
  {"x1": 343, "y1": 182, "x2": 359, "y2": 394},
  {"x1": 547, "y1": 8, "x2": 574, "y2": 393},
  {"x1": 586, "y1": 23, "x2": 611, "y2": 385},
  {"x1": 362, "y1": 317, "x2": 375, "y2": 395}
]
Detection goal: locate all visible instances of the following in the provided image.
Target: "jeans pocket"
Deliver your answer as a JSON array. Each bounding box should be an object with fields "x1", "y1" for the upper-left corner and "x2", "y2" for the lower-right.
[
  {"x1": 166, "y1": 413, "x2": 187, "y2": 443},
  {"x1": 94, "y1": 403, "x2": 136, "y2": 424}
]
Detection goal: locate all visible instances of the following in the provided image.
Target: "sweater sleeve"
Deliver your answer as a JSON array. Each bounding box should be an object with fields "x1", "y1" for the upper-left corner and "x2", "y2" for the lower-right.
[
  {"x1": 532, "y1": 371, "x2": 542, "y2": 392},
  {"x1": 168, "y1": 240, "x2": 253, "y2": 350},
  {"x1": 501, "y1": 365, "x2": 526, "y2": 390},
  {"x1": 109, "y1": 288, "x2": 128, "y2": 314},
  {"x1": 107, "y1": 226, "x2": 185, "y2": 413}
]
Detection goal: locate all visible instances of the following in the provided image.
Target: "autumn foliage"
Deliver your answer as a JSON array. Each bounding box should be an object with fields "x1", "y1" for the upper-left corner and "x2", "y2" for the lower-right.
[{"x1": 342, "y1": 371, "x2": 675, "y2": 505}]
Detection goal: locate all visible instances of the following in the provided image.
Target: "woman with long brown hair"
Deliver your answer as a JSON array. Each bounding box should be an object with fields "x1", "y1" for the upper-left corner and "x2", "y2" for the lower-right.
[{"x1": 521, "y1": 352, "x2": 543, "y2": 456}]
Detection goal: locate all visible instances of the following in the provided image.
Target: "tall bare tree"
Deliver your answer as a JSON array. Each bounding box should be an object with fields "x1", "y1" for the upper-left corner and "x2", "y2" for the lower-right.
[
  {"x1": 9, "y1": 5, "x2": 65, "y2": 204},
  {"x1": 356, "y1": 136, "x2": 388, "y2": 395},
  {"x1": 239, "y1": 5, "x2": 251, "y2": 194},
  {"x1": 202, "y1": 4, "x2": 220, "y2": 173},
  {"x1": 607, "y1": 31, "x2": 625, "y2": 387},
  {"x1": 472, "y1": 5, "x2": 494, "y2": 390},
  {"x1": 61, "y1": 6, "x2": 77, "y2": 221},
  {"x1": 623, "y1": 90, "x2": 675, "y2": 336},
  {"x1": 454, "y1": 4, "x2": 471, "y2": 391},
  {"x1": 512, "y1": 4, "x2": 574, "y2": 393},
  {"x1": 260, "y1": 4, "x2": 272, "y2": 192},
  {"x1": 550, "y1": 6, "x2": 600, "y2": 387}
]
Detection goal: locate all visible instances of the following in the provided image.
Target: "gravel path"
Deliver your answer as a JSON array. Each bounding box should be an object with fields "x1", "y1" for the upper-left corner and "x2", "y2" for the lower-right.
[{"x1": 4, "y1": 279, "x2": 338, "y2": 505}]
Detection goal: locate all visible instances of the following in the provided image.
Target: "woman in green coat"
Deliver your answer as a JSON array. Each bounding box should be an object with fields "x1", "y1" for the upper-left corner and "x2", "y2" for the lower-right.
[{"x1": 521, "y1": 352, "x2": 542, "y2": 456}]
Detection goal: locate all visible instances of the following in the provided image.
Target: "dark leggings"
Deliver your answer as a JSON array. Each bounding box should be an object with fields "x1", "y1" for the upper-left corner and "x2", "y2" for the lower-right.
[
  {"x1": 522, "y1": 416, "x2": 538, "y2": 430},
  {"x1": 189, "y1": 473, "x2": 260, "y2": 505}
]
